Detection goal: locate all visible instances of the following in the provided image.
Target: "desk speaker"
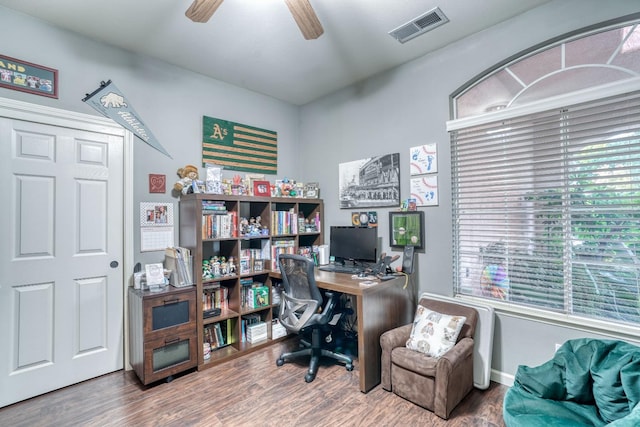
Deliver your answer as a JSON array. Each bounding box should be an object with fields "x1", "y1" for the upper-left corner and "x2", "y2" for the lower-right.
[{"x1": 402, "y1": 246, "x2": 415, "y2": 274}]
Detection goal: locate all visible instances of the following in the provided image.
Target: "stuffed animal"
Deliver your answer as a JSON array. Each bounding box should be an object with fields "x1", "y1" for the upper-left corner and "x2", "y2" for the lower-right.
[{"x1": 174, "y1": 165, "x2": 199, "y2": 194}]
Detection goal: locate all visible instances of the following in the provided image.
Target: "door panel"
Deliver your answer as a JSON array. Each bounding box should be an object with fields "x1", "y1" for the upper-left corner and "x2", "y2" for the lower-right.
[
  {"x1": 0, "y1": 115, "x2": 124, "y2": 408},
  {"x1": 13, "y1": 282, "x2": 54, "y2": 370}
]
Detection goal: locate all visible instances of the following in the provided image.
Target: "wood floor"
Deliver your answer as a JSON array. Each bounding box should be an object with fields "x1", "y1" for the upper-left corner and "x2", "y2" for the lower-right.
[{"x1": 0, "y1": 339, "x2": 508, "y2": 426}]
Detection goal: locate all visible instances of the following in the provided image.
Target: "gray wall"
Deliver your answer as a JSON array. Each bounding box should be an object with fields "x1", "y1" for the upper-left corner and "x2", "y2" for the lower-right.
[
  {"x1": 299, "y1": 0, "x2": 640, "y2": 379},
  {"x1": 2, "y1": 0, "x2": 639, "y2": 382},
  {"x1": 0, "y1": 7, "x2": 301, "y2": 268}
]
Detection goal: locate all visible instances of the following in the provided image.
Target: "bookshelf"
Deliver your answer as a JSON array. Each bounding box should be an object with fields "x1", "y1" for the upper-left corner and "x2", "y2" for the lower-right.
[{"x1": 178, "y1": 193, "x2": 324, "y2": 370}]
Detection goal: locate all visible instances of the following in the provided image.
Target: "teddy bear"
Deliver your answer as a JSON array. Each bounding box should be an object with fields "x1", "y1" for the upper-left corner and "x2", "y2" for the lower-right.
[{"x1": 174, "y1": 165, "x2": 199, "y2": 195}]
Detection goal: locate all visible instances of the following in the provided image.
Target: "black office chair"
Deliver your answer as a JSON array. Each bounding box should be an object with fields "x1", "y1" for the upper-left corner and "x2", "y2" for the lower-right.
[{"x1": 276, "y1": 254, "x2": 354, "y2": 382}]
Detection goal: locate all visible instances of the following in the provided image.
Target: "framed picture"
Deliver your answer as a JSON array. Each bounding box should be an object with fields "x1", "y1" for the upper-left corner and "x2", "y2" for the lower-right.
[
  {"x1": 351, "y1": 212, "x2": 370, "y2": 227},
  {"x1": 304, "y1": 182, "x2": 319, "y2": 198},
  {"x1": 240, "y1": 256, "x2": 251, "y2": 275},
  {"x1": 139, "y1": 202, "x2": 174, "y2": 226},
  {"x1": 148, "y1": 174, "x2": 166, "y2": 193},
  {"x1": 245, "y1": 173, "x2": 264, "y2": 196},
  {"x1": 389, "y1": 211, "x2": 425, "y2": 249},
  {"x1": 339, "y1": 153, "x2": 400, "y2": 209},
  {"x1": 0, "y1": 54, "x2": 58, "y2": 98},
  {"x1": 410, "y1": 175, "x2": 439, "y2": 206},
  {"x1": 253, "y1": 180, "x2": 270, "y2": 197}
]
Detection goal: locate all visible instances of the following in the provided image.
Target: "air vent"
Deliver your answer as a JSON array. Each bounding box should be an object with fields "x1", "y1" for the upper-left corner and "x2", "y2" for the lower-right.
[{"x1": 388, "y1": 7, "x2": 449, "y2": 44}]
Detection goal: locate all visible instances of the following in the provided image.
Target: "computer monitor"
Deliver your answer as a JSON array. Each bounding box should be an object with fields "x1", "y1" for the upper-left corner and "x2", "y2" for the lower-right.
[{"x1": 329, "y1": 226, "x2": 378, "y2": 265}]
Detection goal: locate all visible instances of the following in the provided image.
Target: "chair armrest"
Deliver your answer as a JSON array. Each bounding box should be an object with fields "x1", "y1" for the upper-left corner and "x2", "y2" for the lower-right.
[
  {"x1": 439, "y1": 336, "x2": 474, "y2": 368},
  {"x1": 317, "y1": 291, "x2": 338, "y2": 323},
  {"x1": 434, "y1": 337, "x2": 475, "y2": 418},
  {"x1": 380, "y1": 323, "x2": 413, "y2": 390},
  {"x1": 380, "y1": 324, "x2": 413, "y2": 351}
]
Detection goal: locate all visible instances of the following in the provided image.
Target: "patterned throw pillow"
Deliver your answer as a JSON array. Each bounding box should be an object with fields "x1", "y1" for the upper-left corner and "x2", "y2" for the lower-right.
[{"x1": 406, "y1": 305, "x2": 467, "y2": 357}]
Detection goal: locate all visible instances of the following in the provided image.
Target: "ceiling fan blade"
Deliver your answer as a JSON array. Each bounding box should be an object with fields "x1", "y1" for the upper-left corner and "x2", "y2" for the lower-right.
[
  {"x1": 185, "y1": 0, "x2": 224, "y2": 23},
  {"x1": 284, "y1": 0, "x2": 324, "y2": 40}
]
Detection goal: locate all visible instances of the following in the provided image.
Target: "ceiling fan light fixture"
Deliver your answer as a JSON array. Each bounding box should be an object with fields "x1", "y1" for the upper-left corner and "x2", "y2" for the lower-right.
[{"x1": 389, "y1": 7, "x2": 449, "y2": 44}]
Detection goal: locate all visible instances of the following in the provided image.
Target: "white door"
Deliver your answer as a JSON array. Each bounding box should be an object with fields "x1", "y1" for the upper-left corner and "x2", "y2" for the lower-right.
[{"x1": 0, "y1": 102, "x2": 126, "y2": 408}]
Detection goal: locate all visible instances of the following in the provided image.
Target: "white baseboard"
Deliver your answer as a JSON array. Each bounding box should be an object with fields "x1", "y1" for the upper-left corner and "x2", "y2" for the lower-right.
[{"x1": 491, "y1": 369, "x2": 514, "y2": 387}]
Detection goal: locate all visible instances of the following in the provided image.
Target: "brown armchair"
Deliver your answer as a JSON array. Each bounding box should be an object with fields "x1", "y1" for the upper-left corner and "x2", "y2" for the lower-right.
[{"x1": 380, "y1": 297, "x2": 478, "y2": 419}]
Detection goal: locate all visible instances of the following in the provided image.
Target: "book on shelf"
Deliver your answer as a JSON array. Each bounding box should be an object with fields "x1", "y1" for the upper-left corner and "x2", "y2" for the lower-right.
[
  {"x1": 215, "y1": 323, "x2": 224, "y2": 347},
  {"x1": 164, "y1": 246, "x2": 193, "y2": 287},
  {"x1": 271, "y1": 208, "x2": 299, "y2": 235},
  {"x1": 246, "y1": 321, "x2": 267, "y2": 344},
  {"x1": 272, "y1": 319, "x2": 288, "y2": 339},
  {"x1": 204, "y1": 324, "x2": 220, "y2": 349},
  {"x1": 204, "y1": 319, "x2": 234, "y2": 350},
  {"x1": 201, "y1": 200, "x2": 227, "y2": 212},
  {"x1": 270, "y1": 238, "x2": 295, "y2": 271},
  {"x1": 241, "y1": 314, "x2": 263, "y2": 343},
  {"x1": 203, "y1": 286, "x2": 228, "y2": 311},
  {"x1": 202, "y1": 210, "x2": 237, "y2": 239},
  {"x1": 223, "y1": 319, "x2": 233, "y2": 345}
]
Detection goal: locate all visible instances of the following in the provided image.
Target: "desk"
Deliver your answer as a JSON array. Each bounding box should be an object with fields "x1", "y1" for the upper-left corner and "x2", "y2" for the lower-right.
[{"x1": 272, "y1": 270, "x2": 413, "y2": 393}]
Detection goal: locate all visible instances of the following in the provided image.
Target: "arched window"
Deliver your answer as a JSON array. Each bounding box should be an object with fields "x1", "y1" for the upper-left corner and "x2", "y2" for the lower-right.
[
  {"x1": 453, "y1": 20, "x2": 640, "y2": 119},
  {"x1": 447, "y1": 15, "x2": 640, "y2": 334}
]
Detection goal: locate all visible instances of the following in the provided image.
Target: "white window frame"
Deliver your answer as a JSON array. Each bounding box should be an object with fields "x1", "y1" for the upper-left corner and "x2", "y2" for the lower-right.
[{"x1": 447, "y1": 71, "x2": 640, "y2": 343}]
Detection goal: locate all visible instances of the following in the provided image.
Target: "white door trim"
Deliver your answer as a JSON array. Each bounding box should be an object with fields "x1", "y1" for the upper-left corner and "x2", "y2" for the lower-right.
[{"x1": 0, "y1": 97, "x2": 134, "y2": 368}]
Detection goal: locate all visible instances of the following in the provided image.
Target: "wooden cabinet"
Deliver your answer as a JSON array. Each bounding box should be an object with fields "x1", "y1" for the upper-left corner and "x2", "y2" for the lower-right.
[
  {"x1": 128, "y1": 286, "x2": 197, "y2": 385},
  {"x1": 178, "y1": 193, "x2": 323, "y2": 370}
]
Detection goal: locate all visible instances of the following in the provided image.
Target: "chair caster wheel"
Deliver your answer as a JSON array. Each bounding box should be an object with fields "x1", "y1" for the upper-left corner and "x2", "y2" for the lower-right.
[
  {"x1": 305, "y1": 373, "x2": 316, "y2": 383},
  {"x1": 346, "y1": 364, "x2": 354, "y2": 372},
  {"x1": 276, "y1": 358, "x2": 285, "y2": 367}
]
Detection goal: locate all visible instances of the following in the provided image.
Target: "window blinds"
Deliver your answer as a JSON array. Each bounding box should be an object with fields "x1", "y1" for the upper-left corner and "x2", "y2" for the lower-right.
[{"x1": 450, "y1": 90, "x2": 640, "y2": 324}]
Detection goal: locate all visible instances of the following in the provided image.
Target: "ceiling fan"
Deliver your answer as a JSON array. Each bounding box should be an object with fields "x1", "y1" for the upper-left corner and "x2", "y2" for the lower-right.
[{"x1": 185, "y1": 0, "x2": 324, "y2": 40}]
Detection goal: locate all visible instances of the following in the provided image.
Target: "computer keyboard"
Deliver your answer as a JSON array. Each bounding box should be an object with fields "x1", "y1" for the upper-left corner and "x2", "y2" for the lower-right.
[{"x1": 319, "y1": 265, "x2": 362, "y2": 274}]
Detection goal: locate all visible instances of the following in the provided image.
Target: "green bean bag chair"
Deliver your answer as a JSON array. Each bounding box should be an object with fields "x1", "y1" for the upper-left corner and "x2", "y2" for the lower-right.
[{"x1": 504, "y1": 338, "x2": 640, "y2": 426}]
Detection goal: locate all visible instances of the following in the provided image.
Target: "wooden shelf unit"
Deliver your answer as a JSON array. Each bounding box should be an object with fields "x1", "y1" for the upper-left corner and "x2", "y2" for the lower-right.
[{"x1": 178, "y1": 193, "x2": 324, "y2": 370}]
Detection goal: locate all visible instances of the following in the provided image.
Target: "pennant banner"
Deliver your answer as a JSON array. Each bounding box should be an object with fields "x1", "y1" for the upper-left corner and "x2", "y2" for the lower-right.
[
  {"x1": 202, "y1": 116, "x2": 277, "y2": 174},
  {"x1": 82, "y1": 80, "x2": 171, "y2": 158}
]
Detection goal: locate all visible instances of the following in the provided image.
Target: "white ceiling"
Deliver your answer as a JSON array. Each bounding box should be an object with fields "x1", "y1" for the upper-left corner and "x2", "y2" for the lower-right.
[{"x1": 0, "y1": 0, "x2": 552, "y2": 105}]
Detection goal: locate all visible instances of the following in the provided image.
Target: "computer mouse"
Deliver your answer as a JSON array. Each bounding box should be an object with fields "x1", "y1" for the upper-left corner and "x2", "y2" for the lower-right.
[{"x1": 358, "y1": 272, "x2": 367, "y2": 278}]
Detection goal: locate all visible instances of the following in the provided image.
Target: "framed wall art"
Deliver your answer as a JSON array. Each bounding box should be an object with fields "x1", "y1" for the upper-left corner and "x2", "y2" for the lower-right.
[
  {"x1": 409, "y1": 143, "x2": 438, "y2": 175},
  {"x1": 410, "y1": 175, "x2": 439, "y2": 206},
  {"x1": 339, "y1": 153, "x2": 400, "y2": 209},
  {"x1": 389, "y1": 210, "x2": 425, "y2": 249},
  {"x1": 148, "y1": 174, "x2": 166, "y2": 193},
  {"x1": 0, "y1": 54, "x2": 58, "y2": 98}
]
